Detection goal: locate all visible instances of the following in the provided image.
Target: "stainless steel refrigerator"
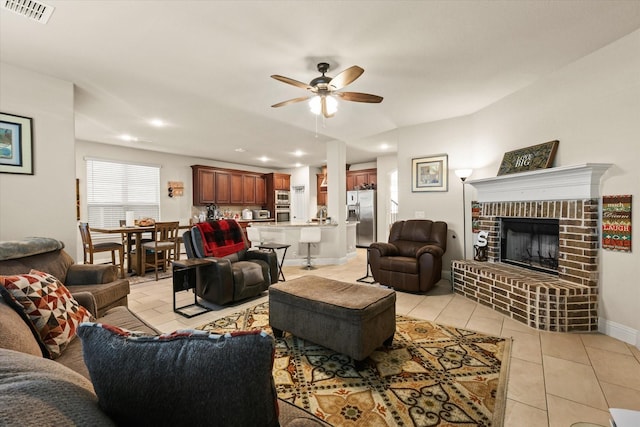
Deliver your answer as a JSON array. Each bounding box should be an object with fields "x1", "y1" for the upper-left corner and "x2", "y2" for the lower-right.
[{"x1": 347, "y1": 190, "x2": 377, "y2": 246}]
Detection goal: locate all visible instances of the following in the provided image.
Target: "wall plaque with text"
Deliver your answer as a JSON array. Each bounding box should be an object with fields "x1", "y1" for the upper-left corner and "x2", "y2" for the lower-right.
[{"x1": 497, "y1": 140, "x2": 559, "y2": 176}]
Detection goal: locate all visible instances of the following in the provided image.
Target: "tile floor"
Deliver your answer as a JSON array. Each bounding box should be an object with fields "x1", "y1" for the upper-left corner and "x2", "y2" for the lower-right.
[{"x1": 128, "y1": 249, "x2": 640, "y2": 427}]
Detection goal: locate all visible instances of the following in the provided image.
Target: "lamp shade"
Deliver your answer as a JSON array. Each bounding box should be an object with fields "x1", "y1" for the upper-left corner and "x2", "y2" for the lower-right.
[{"x1": 455, "y1": 169, "x2": 473, "y2": 181}]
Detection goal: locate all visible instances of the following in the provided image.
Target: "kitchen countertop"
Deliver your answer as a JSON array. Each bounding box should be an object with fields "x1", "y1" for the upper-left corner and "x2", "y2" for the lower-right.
[{"x1": 249, "y1": 221, "x2": 357, "y2": 227}]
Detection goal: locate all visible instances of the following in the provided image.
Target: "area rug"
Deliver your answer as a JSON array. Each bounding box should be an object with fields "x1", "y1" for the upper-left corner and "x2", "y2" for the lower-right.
[
  {"x1": 127, "y1": 270, "x2": 172, "y2": 285},
  {"x1": 197, "y1": 301, "x2": 511, "y2": 426}
]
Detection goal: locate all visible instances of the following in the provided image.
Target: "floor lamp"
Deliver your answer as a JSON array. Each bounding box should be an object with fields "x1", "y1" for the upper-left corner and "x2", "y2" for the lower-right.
[{"x1": 455, "y1": 169, "x2": 473, "y2": 260}]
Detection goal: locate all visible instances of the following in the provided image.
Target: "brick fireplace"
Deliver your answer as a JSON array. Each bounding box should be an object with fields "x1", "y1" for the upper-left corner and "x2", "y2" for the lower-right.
[{"x1": 451, "y1": 164, "x2": 611, "y2": 332}]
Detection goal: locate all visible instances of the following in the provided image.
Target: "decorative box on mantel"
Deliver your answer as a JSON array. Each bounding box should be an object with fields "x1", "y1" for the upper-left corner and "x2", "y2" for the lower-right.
[{"x1": 452, "y1": 163, "x2": 612, "y2": 332}]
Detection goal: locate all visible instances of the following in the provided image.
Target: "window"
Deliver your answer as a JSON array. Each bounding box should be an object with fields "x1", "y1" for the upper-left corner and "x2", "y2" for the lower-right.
[{"x1": 86, "y1": 159, "x2": 160, "y2": 228}]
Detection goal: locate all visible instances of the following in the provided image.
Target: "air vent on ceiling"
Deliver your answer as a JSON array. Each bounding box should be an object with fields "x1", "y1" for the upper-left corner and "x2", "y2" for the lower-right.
[{"x1": 2, "y1": 0, "x2": 55, "y2": 24}]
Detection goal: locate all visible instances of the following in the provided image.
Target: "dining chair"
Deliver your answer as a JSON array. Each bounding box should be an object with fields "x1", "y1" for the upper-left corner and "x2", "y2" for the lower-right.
[
  {"x1": 141, "y1": 221, "x2": 180, "y2": 280},
  {"x1": 78, "y1": 222, "x2": 125, "y2": 278}
]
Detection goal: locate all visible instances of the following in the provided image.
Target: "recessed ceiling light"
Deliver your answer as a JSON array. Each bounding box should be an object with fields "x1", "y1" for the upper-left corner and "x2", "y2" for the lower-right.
[
  {"x1": 235, "y1": 148, "x2": 246, "y2": 152},
  {"x1": 380, "y1": 143, "x2": 389, "y2": 150},
  {"x1": 295, "y1": 163, "x2": 302, "y2": 167},
  {"x1": 293, "y1": 150, "x2": 304, "y2": 157},
  {"x1": 259, "y1": 156, "x2": 269, "y2": 162},
  {"x1": 149, "y1": 118, "x2": 166, "y2": 127},
  {"x1": 119, "y1": 134, "x2": 138, "y2": 142}
]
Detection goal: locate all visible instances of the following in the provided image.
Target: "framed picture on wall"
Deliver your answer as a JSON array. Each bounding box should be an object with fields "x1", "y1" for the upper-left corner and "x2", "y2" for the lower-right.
[
  {"x1": 412, "y1": 154, "x2": 448, "y2": 192},
  {"x1": 0, "y1": 112, "x2": 34, "y2": 175}
]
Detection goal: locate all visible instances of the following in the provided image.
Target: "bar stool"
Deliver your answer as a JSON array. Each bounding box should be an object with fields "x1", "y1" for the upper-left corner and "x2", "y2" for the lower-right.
[
  {"x1": 300, "y1": 227, "x2": 321, "y2": 270},
  {"x1": 247, "y1": 227, "x2": 290, "y2": 281}
]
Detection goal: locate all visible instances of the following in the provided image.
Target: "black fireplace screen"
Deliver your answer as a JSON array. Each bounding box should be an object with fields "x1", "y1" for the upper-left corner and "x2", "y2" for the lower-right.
[{"x1": 500, "y1": 217, "x2": 559, "y2": 274}]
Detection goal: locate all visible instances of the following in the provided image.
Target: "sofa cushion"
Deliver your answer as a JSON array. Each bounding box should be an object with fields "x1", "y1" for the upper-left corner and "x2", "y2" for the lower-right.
[
  {"x1": 0, "y1": 297, "x2": 43, "y2": 357},
  {"x1": 0, "y1": 248, "x2": 75, "y2": 283},
  {"x1": 77, "y1": 324, "x2": 279, "y2": 427},
  {"x1": 0, "y1": 237, "x2": 65, "y2": 261},
  {"x1": 0, "y1": 270, "x2": 93, "y2": 359},
  {"x1": 0, "y1": 348, "x2": 115, "y2": 426}
]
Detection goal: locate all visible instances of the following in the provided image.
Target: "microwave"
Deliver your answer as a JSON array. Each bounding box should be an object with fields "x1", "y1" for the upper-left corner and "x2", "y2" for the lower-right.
[
  {"x1": 252, "y1": 209, "x2": 270, "y2": 219},
  {"x1": 275, "y1": 190, "x2": 290, "y2": 205}
]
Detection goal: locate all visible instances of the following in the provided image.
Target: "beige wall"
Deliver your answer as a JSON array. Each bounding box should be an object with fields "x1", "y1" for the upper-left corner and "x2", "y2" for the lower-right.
[{"x1": 0, "y1": 63, "x2": 77, "y2": 254}]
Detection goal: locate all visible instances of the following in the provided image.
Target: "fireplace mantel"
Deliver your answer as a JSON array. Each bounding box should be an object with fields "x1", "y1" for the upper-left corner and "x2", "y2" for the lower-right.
[{"x1": 468, "y1": 163, "x2": 612, "y2": 202}]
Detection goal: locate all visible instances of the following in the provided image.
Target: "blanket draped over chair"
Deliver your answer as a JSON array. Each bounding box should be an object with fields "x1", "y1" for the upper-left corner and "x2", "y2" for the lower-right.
[{"x1": 194, "y1": 220, "x2": 245, "y2": 258}]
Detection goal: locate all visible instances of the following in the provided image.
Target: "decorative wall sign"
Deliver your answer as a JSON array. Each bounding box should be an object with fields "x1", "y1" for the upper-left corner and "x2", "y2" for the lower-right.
[
  {"x1": 411, "y1": 154, "x2": 448, "y2": 192},
  {"x1": 602, "y1": 195, "x2": 632, "y2": 252},
  {"x1": 471, "y1": 200, "x2": 481, "y2": 233},
  {"x1": 497, "y1": 140, "x2": 559, "y2": 176},
  {"x1": 0, "y1": 112, "x2": 33, "y2": 175},
  {"x1": 168, "y1": 181, "x2": 184, "y2": 198}
]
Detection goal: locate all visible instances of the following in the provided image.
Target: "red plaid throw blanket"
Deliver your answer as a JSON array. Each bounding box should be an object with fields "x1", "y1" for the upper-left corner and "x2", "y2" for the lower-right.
[{"x1": 194, "y1": 220, "x2": 245, "y2": 257}]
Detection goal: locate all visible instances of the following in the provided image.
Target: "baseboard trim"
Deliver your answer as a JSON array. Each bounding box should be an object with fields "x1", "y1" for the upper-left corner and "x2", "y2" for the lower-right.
[{"x1": 598, "y1": 317, "x2": 639, "y2": 348}]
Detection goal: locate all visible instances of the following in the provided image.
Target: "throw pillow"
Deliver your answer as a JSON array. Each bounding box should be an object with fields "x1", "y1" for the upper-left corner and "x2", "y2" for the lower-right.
[
  {"x1": 77, "y1": 324, "x2": 279, "y2": 427},
  {"x1": 0, "y1": 270, "x2": 93, "y2": 359}
]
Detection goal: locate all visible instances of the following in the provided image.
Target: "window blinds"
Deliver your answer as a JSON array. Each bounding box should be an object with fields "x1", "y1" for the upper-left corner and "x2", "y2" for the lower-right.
[{"x1": 86, "y1": 159, "x2": 160, "y2": 227}]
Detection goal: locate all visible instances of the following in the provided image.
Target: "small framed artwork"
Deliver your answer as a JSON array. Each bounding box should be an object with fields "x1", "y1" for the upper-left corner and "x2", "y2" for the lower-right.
[
  {"x1": 0, "y1": 112, "x2": 34, "y2": 175},
  {"x1": 412, "y1": 154, "x2": 448, "y2": 192},
  {"x1": 497, "y1": 140, "x2": 558, "y2": 176}
]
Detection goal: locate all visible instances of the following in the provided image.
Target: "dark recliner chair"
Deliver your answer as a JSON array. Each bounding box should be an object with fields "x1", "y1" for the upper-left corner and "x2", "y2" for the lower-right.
[
  {"x1": 181, "y1": 221, "x2": 278, "y2": 305},
  {"x1": 369, "y1": 220, "x2": 447, "y2": 293}
]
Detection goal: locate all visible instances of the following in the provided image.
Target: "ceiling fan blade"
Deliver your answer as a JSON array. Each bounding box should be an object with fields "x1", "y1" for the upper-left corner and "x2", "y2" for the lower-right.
[
  {"x1": 271, "y1": 96, "x2": 311, "y2": 108},
  {"x1": 338, "y1": 91, "x2": 383, "y2": 103},
  {"x1": 271, "y1": 75, "x2": 312, "y2": 90},
  {"x1": 329, "y1": 66, "x2": 364, "y2": 90}
]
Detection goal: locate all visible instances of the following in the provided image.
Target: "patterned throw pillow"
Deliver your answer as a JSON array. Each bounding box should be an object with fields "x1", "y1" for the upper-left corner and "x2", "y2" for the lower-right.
[
  {"x1": 77, "y1": 324, "x2": 279, "y2": 427},
  {"x1": 0, "y1": 270, "x2": 93, "y2": 359}
]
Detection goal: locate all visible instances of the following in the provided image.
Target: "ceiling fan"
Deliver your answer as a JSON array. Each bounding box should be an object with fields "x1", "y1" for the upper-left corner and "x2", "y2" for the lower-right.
[{"x1": 271, "y1": 62, "x2": 383, "y2": 118}]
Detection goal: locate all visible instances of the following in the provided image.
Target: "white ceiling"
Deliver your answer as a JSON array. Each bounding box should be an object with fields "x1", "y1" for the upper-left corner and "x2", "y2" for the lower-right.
[{"x1": 2, "y1": 1, "x2": 639, "y2": 169}]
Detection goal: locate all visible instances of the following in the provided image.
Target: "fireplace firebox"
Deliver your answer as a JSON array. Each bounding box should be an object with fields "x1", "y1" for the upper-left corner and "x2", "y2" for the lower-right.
[{"x1": 500, "y1": 217, "x2": 559, "y2": 274}]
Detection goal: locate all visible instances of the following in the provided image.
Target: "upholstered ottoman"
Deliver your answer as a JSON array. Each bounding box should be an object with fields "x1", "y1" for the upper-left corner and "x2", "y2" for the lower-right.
[{"x1": 269, "y1": 276, "x2": 396, "y2": 365}]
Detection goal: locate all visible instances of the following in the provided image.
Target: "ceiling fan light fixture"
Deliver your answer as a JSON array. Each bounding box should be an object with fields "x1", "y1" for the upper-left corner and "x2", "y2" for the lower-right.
[{"x1": 309, "y1": 95, "x2": 337, "y2": 116}]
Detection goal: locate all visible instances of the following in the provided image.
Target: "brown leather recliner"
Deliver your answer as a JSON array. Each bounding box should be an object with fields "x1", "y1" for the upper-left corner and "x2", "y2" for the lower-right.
[
  {"x1": 369, "y1": 220, "x2": 447, "y2": 293},
  {"x1": 180, "y1": 221, "x2": 278, "y2": 305}
]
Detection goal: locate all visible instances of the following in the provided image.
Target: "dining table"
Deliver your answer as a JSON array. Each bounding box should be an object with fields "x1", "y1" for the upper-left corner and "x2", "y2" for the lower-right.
[{"x1": 91, "y1": 224, "x2": 191, "y2": 277}]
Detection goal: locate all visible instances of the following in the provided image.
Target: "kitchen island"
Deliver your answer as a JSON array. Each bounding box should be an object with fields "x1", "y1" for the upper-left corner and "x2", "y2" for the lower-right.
[{"x1": 248, "y1": 222, "x2": 358, "y2": 267}]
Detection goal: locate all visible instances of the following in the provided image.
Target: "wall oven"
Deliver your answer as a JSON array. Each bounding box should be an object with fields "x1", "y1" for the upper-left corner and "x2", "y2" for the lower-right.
[
  {"x1": 275, "y1": 190, "x2": 290, "y2": 206},
  {"x1": 275, "y1": 205, "x2": 290, "y2": 222}
]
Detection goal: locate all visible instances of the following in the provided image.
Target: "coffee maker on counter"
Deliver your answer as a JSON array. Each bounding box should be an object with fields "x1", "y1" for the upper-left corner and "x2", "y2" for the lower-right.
[{"x1": 206, "y1": 204, "x2": 218, "y2": 220}]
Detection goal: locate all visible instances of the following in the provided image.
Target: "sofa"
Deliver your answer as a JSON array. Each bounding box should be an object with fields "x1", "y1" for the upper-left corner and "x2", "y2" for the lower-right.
[
  {"x1": 369, "y1": 219, "x2": 448, "y2": 293},
  {"x1": 0, "y1": 237, "x2": 129, "y2": 317},
  {"x1": 0, "y1": 238, "x2": 327, "y2": 426}
]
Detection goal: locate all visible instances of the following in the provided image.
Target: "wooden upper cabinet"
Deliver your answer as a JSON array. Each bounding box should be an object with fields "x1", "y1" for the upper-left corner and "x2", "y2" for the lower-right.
[
  {"x1": 346, "y1": 168, "x2": 377, "y2": 190},
  {"x1": 256, "y1": 176, "x2": 266, "y2": 205},
  {"x1": 192, "y1": 166, "x2": 278, "y2": 206},
  {"x1": 272, "y1": 173, "x2": 290, "y2": 191},
  {"x1": 242, "y1": 175, "x2": 256, "y2": 204},
  {"x1": 317, "y1": 174, "x2": 327, "y2": 206},
  {"x1": 192, "y1": 166, "x2": 216, "y2": 205},
  {"x1": 230, "y1": 173, "x2": 243, "y2": 204},
  {"x1": 214, "y1": 171, "x2": 231, "y2": 204}
]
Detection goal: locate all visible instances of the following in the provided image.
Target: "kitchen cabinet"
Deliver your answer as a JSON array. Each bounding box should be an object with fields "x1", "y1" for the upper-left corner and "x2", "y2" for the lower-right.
[
  {"x1": 256, "y1": 176, "x2": 266, "y2": 205},
  {"x1": 317, "y1": 174, "x2": 327, "y2": 206},
  {"x1": 215, "y1": 171, "x2": 231, "y2": 204},
  {"x1": 192, "y1": 166, "x2": 216, "y2": 205},
  {"x1": 346, "y1": 168, "x2": 377, "y2": 190},
  {"x1": 192, "y1": 165, "x2": 277, "y2": 206},
  {"x1": 230, "y1": 173, "x2": 243, "y2": 204},
  {"x1": 243, "y1": 175, "x2": 256, "y2": 204},
  {"x1": 267, "y1": 173, "x2": 290, "y2": 191}
]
